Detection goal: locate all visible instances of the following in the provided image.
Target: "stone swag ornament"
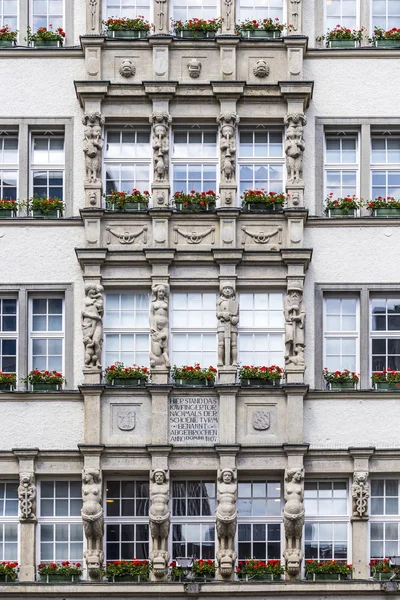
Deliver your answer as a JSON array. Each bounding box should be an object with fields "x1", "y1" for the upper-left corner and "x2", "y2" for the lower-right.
[
  {"x1": 82, "y1": 112, "x2": 105, "y2": 184},
  {"x1": 352, "y1": 471, "x2": 370, "y2": 518},
  {"x1": 82, "y1": 469, "x2": 104, "y2": 578},
  {"x1": 82, "y1": 284, "x2": 104, "y2": 369},
  {"x1": 284, "y1": 281, "x2": 306, "y2": 366},
  {"x1": 18, "y1": 473, "x2": 36, "y2": 520},
  {"x1": 217, "y1": 283, "x2": 239, "y2": 367},
  {"x1": 149, "y1": 283, "x2": 170, "y2": 368},
  {"x1": 216, "y1": 469, "x2": 237, "y2": 577},
  {"x1": 283, "y1": 468, "x2": 305, "y2": 577},
  {"x1": 149, "y1": 470, "x2": 170, "y2": 577}
]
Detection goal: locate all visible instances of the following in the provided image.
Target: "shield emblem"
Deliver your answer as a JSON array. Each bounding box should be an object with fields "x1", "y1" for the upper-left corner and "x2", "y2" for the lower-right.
[
  {"x1": 117, "y1": 411, "x2": 135, "y2": 431},
  {"x1": 252, "y1": 410, "x2": 270, "y2": 431}
]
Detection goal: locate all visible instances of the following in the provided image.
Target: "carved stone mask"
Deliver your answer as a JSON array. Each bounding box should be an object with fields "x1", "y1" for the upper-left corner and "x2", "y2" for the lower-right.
[
  {"x1": 187, "y1": 58, "x2": 201, "y2": 78},
  {"x1": 119, "y1": 59, "x2": 136, "y2": 78},
  {"x1": 253, "y1": 59, "x2": 270, "y2": 78},
  {"x1": 154, "y1": 471, "x2": 165, "y2": 484}
]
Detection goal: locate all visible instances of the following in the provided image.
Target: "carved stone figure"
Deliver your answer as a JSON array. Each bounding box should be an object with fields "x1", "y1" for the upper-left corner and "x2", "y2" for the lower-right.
[
  {"x1": 224, "y1": 0, "x2": 233, "y2": 30},
  {"x1": 253, "y1": 59, "x2": 270, "y2": 78},
  {"x1": 284, "y1": 281, "x2": 306, "y2": 366},
  {"x1": 155, "y1": 0, "x2": 167, "y2": 31},
  {"x1": 82, "y1": 469, "x2": 104, "y2": 578},
  {"x1": 217, "y1": 283, "x2": 239, "y2": 367},
  {"x1": 150, "y1": 112, "x2": 171, "y2": 183},
  {"x1": 150, "y1": 283, "x2": 170, "y2": 368},
  {"x1": 352, "y1": 471, "x2": 370, "y2": 518},
  {"x1": 82, "y1": 284, "x2": 104, "y2": 369},
  {"x1": 149, "y1": 470, "x2": 170, "y2": 577},
  {"x1": 18, "y1": 473, "x2": 36, "y2": 520},
  {"x1": 187, "y1": 58, "x2": 202, "y2": 78},
  {"x1": 283, "y1": 468, "x2": 304, "y2": 577},
  {"x1": 82, "y1": 113, "x2": 105, "y2": 184},
  {"x1": 216, "y1": 469, "x2": 237, "y2": 577},
  {"x1": 89, "y1": 0, "x2": 98, "y2": 31},
  {"x1": 284, "y1": 114, "x2": 306, "y2": 184},
  {"x1": 290, "y1": 0, "x2": 301, "y2": 31},
  {"x1": 218, "y1": 113, "x2": 239, "y2": 183},
  {"x1": 119, "y1": 59, "x2": 136, "y2": 78}
]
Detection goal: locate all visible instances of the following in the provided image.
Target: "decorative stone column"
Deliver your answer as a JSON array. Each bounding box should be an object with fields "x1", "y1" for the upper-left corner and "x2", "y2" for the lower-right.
[
  {"x1": 148, "y1": 445, "x2": 172, "y2": 580},
  {"x1": 350, "y1": 447, "x2": 375, "y2": 579},
  {"x1": 82, "y1": 112, "x2": 105, "y2": 209},
  {"x1": 215, "y1": 445, "x2": 239, "y2": 580},
  {"x1": 13, "y1": 449, "x2": 38, "y2": 582}
]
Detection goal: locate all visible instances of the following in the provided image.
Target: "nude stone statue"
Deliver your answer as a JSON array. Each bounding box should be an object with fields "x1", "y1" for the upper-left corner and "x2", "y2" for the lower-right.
[
  {"x1": 82, "y1": 113, "x2": 105, "y2": 184},
  {"x1": 217, "y1": 284, "x2": 239, "y2": 367},
  {"x1": 283, "y1": 468, "x2": 304, "y2": 577},
  {"x1": 82, "y1": 469, "x2": 104, "y2": 578},
  {"x1": 82, "y1": 284, "x2": 104, "y2": 369},
  {"x1": 149, "y1": 283, "x2": 170, "y2": 368},
  {"x1": 150, "y1": 113, "x2": 171, "y2": 183},
  {"x1": 284, "y1": 282, "x2": 305, "y2": 366},
  {"x1": 149, "y1": 469, "x2": 170, "y2": 577},
  {"x1": 284, "y1": 114, "x2": 306, "y2": 184},
  {"x1": 216, "y1": 469, "x2": 237, "y2": 577}
]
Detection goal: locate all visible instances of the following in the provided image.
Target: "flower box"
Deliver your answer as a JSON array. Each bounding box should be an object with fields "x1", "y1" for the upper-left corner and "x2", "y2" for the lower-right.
[
  {"x1": 106, "y1": 201, "x2": 147, "y2": 211},
  {"x1": 0, "y1": 210, "x2": 16, "y2": 218},
  {"x1": 374, "y1": 39, "x2": 400, "y2": 47},
  {"x1": 175, "y1": 378, "x2": 214, "y2": 387},
  {"x1": 111, "y1": 378, "x2": 146, "y2": 387},
  {"x1": 106, "y1": 30, "x2": 148, "y2": 39},
  {"x1": 0, "y1": 383, "x2": 13, "y2": 392},
  {"x1": 373, "y1": 572, "x2": 395, "y2": 580},
  {"x1": 111, "y1": 574, "x2": 146, "y2": 582},
  {"x1": 373, "y1": 207, "x2": 400, "y2": 217},
  {"x1": 245, "y1": 202, "x2": 282, "y2": 212},
  {"x1": 177, "y1": 30, "x2": 216, "y2": 39},
  {"x1": 0, "y1": 574, "x2": 16, "y2": 582},
  {"x1": 33, "y1": 39, "x2": 61, "y2": 47},
  {"x1": 240, "y1": 30, "x2": 281, "y2": 39},
  {"x1": 307, "y1": 573, "x2": 349, "y2": 581},
  {"x1": 40, "y1": 574, "x2": 79, "y2": 583},
  {"x1": 239, "y1": 573, "x2": 281, "y2": 581},
  {"x1": 31, "y1": 383, "x2": 60, "y2": 392},
  {"x1": 242, "y1": 378, "x2": 281, "y2": 386},
  {"x1": 328, "y1": 208, "x2": 356, "y2": 217},
  {"x1": 375, "y1": 382, "x2": 400, "y2": 391},
  {"x1": 32, "y1": 209, "x2": 62, "y2": 218},
  {"x1": 175, "y1": 201, "x2": 215, "y2": 212},
  {"x1": 329, "y1": 381, "x2": 356, "y2": 390},
  {"x1": 0, "y1": 40, "x2": 14, "y2": 47},
  {"x1": 328, "y1": 40, "x2": 358, "y2": 48}
]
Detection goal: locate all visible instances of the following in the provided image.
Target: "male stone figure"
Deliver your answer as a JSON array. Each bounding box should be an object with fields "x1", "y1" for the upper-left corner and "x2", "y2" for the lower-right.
[
  {"x1": 82, "y1": 469, "x2": 104, "y2": 578},
  {"x1": 216, "y1": 469, "x2": 237, "y2": 577},
  {"x1": 283, "y1": 468, "x2": 304, "y2": 578},
  {"x1": 149, "y1": 283, "x2": 170, "y2": 368},
  {"x1": 150, "y1": 113, "x2": 171, "y2": 183},
  {"x1": 149, "y1": 470, "x2": 170, "y2": 577},
  {"x1": 284, "y1": 281, "x2": 306, "y2": 366},
  {"x1": 217, "y1": 283, "x2": 239, "y2": 367},
  {"x1": 82, "y1": 284, "x2": 104, "y2": 369},
  {"x1": 18, "y1": 473, "x2": 36, "y2": 520},
  {"x1": 284, "y1": 114, "x2": 306, "y2": 184},
  {"x1": 218, "y1": 114, "x2": 239, "y2": 183},
  {"x1": 82, "y1": 113, "x2": 105, "y2": 184}
]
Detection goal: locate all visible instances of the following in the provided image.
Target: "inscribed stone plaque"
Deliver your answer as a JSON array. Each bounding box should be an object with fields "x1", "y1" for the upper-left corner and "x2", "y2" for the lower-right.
[{"x1": 169, "y1": 397, "x2": 219, "y2": 445}]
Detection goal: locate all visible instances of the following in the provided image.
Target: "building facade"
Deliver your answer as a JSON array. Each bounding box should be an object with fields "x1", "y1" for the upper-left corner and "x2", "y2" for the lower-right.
[{"x1": 0, "y1": 0, "x2": 400, "y2": 597}]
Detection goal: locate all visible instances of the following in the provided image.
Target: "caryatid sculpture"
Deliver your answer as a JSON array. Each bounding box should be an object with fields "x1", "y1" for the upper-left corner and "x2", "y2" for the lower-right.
[
  {"x1": 217, "y1": 283, "x2": 239, "y2": 367},
  {"x1": 216, "y1": 469, "x2": 237, "y2": 577},
  {"x1": 149, "y1": 283, "x2": 170, "y2": 369},
  {"x1": 284, "y1": 113, "x2": 306, "y2": 184},
  {"x1": 82, "y1": 284, "x2": 104, "y2": 369},
  {"x1": 284, "y1": 280, "x2": 306, "y2": 366},
  {"x1": 82, "y1": 469, "x2": 104, "y2": 578},
  {"x1": 283, "y1": 468, "x2": 304, "y2": 578},
  {"x1": 149, "y1": 470, "x2": 170, "y2": 577},
  {"x1": 218, "y1": 113, "x2": 239, "y2": 183},
  {"x1": 18, "y1": 473, "x2": 36, "y2": 520},
  {"x1": 82, "y1": 112, "x2": 105, "y2": 184},
  {"x1": 150, "y1": 112, "x2": 171, "y2": 183},
  {"x1": 352, "y1": 471, "x2": 370, "y2": 518}
]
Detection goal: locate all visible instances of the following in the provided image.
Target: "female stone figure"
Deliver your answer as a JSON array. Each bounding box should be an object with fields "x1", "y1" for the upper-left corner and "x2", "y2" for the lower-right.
[
  {"x1": 149, "y1": 470, "x2": 170, "y2": 577},
  {"x1": 216, "y1": 469, "x2": 237, "y2": 577},
  {"x1": 82, "y1": 113, "x2": 104, "y2": 183},
  {"x1": 82, "y1": 284, "x2": 104, "y2": 369},
  {"x1": 150, "y1": 113, "x2": 171, "y2": 182},
  {"x1": 149, "y1": 284, "x2": 170, "y2": 368},
  {"x1": 284, "y1": 114, "x2": 306, "y2": 184},
  {"x1": 82, "y1": 469, "x2": 104, "y2": 577},
  {"x1": 283, "y1": 468, "x2": 304, "y2": 577}
]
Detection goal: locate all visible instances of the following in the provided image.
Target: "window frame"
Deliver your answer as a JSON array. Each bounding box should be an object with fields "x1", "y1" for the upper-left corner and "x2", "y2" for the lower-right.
[
  {"x1": 236, "y1": 0, "x2": 285, "y2": 23},
  {"x1": 371, "y1": 0, "x2": 400, "y2": 32},
  {"x1": 370, "y1": 132, "x2": 400, "y2": 200},
  {"x1": 30, "y1": 0, "x2": 65, "y2": 32},
  {"x1": 370, "y1": 296, "x2": 400, "y2": 375},
  {"x1": 369, "y1": 478, "x2": 400, "y2": 560},
  {"x1": 28, "y1": 295, "x2": 65, "y2": 375},
  {"x1": 0, "y1": 132, "x2": 19, "y2": 202},
  {"x1": 323, "y1": 294, "x2": 360, "y2": 374},
  {"x1": 102, "y1": 0, "x2": 152, "y2": 22},
  {"x1": 30, "y1": 131, "x2": 65, "y2": 204},
  {"x1": 324, "y1": 131, "x2": 360, "y2": 205},
  {"x1": 171, "y1": 0, "x2": 218, "y2": 22},
  {"x1": 0, "y1": 480, "x2": 19, "y2": 563},
  {"x1": 324, "y1": 0, "x2": 359, "y2": 31},
  {"x1": 0, "y1": 296, "x2": 18, "y2": 377}
]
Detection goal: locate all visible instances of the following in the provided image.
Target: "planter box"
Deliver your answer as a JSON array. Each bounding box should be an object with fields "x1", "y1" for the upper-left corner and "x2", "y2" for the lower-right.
[
  {"x1": 239, "y1": 573, "x2": 281, "y2": 581},
  {"x1": 174, "y1": 202, "x2": 216, "y2": 212},
  {"x1": 32, "y1": 209, "x2": 62, "y2": 219},
  {"x1": 174, "y1": 378, "x2": 214, "y2": 387},
  {"x1": 373, "y1": 572, "x2": 395, "y2": 580},
  {"x1": 40, "y1": 574, "x2": 80, "y2": 582},
  {"x1": 33, "y1": 40, "x2": 61, "y2": 47},
  {"x1": 106, "y1": 201, "x2": 148, "y2": 211},
  {"x1": 244, "y1": 203, "x2": 283, "y2": 212},
  {"x1": 328, "y1": 208, "x2": 356, "y2": 217},
  {"x1": 0, "y1": 40, "x2": 14, "y2": 47},
  {"x1": 240, "y1": 30, "x2": 281, "y2": 39},
  {"x1": 374, "y1": 39, "x2": 400, "y2": 48},
  {"x1": 0, "y1": 210, "x2": 16, "y2": 218},
  {"x1": 327, "y1": 40, "x2": 358, "y2": 48},
  {"x1": 241, "y1": 378, "x2": 282, "y2": 386},
  {"x1": 106, "y1": 30, "x2": 148, "y2": 39},
  {"x1": 110, "y1": 575, "x2": 147, "y2": 582},
  {"x1": 328, "y1": 381, "x2": 357, "y2": 391},
  {"x1": 0, "y1": 383, "x2": 14, "y2": 392},
  {"x1": 374, "y1": 381, "x2": 400, "y2": 391},
  {"x1": 306, "y1": 573, "x2": 349, "y2": 581},
  {"x1": 0, "y1": 574, "x2": 17, "y2": 582},
  {"x1": 31, "y1": 383, "x2": 60, "y2": 392},
  {"x1": 373, "y1": 208, "x2": 400, "y2": 217},
  {"x1": 111, "y1": 378, "x2": 147, "y2": 387},
  {"x1": 176, "y1": 30, "x2": 216, "y2": 39}
]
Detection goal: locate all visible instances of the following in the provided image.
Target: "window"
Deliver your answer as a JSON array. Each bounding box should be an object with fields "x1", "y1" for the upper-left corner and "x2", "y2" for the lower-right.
[
  {"x1": 172, "y1": 130, "x2": 218, "y2": 196},
  {"x1": 105, "y1": 480, "x2": 149, "y2": 561},
  {"x1": 304, "y1": 481, "x2": 349, "y2": 561},
  {"x1": 0, "y1": 135, "x2": 18, "y2": 201},
  {"x1": 32, "y1": 0, "x2": 64, "y2": 30},
  {"x1": 372, "y1": 0, "x2": 400, "y2": 30},
  {"x1": 171, "y1": 293, "x2": 217, "y2": 366},
  {"x1": 325, "y1": 134, "x2": 358, "y2": 200},
  {"x1": 31, "y1": 134, "x2": 65, "y2": 201},
  {"x1": 30, "y1": 297, "x2": 64, "y2": 372},
  {"x1": 0, "y1": 298, "x2": 17, "y2": 374},
  {"x1": 0, "y1": 482, "x2": 18, "y2": 561},
  {"x1": 370, "y1": 479, "x2": 400, "y2": 559},
  {"x1": 237, "y1": 480, "x2": 282, "y2": 561},
  {"x1": 104, "y1": 0, "x2": 151, "y2": 20},
  {"x1": 39, "y1": 480, "x2": 83, "y2": 562},
  {"x1": 371, "y1": 297, "x2": 400, "y2": 372},
  {"x1": 104, "y1": 293, "x2": 150, "y2": 367},
  {"x1": 172, "y1": 0, "x2": 218, "y2": 21},
  {"x1": 325, "y1": 0, "x2": 357, "y2": 30},
  {"x1": 172, "y1": 481, "x2": 216, "y2": 559},
  {"x1": 324, "y1": 296, "x2": 359, "y2": 372},
  {"x1": 238, "y1": 130, "x2": 284, "y2": 198},
  {"x1": 0, "y1": 0, "x2": 17, "y2": 29},
  {"x1": 237, "y1": 0, "x2": 283, "y2": 22},
  {"x1": 104, "y1": 129, "x2": 151, "y2": 200},
  {"x1": 371, "y1": 135, "x2": 400, "y2": 198},
  {"x1": 238, "y1": 293, "x2": 284, "y2": 366}
]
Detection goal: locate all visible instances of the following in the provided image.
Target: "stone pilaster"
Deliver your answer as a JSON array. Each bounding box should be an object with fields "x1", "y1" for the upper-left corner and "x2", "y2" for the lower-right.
[
  {"x1": 81, "y1": 37, "x2": 105, "y2": 81},
  {"x1": 13, "y1": 449, "x2": 39, "y2": 582}
]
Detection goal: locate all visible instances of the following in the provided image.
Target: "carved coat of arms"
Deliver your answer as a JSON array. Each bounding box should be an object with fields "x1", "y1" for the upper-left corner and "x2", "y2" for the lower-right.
[
  {"x1": 117, "y1": 411, "x2": 135, "y2": 431},
  {"x1": 252, "y1": 410, "x2": 270, "y2": 431}
]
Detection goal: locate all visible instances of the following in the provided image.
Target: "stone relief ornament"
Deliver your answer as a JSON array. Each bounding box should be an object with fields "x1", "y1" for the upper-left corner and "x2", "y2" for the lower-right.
[
  {"x1": 352, "y1": 471, "x2": 370, "y2": 518},
  {"x1": 173, "y1": 225, "x2": 215, "y2": 245},
  {"x1": 106, "y1": 226, "x2": 148, "y2": 245},
  {"x1": 82, "y1": 284, "x2": 104, "y2": 369},
  {"x1": 224, "y1": 0, "x2": 233, "y2": 30},
  {"x1": 218, "y1": 113, "x2": 239, "y2": 183},
  {"x1": 18, "y1": 473, "x2": 36, "y2": 520},
  {"x1": 82, "y1": 469, "x2": 104, "y2": 578},
  {"x1": 253, "y1": 59, "x2": 270, "y2": 78},
  {"x1": 150, "y1": 112, "x2": 171, "y2": 183},
  {"x1": 252, "y1": 410, "x2": 270, "y2": 431},
  {"x1": 82, "y1": 113, "x2": 105, "y2": 184},
  {"x1": 149, "y1": 470, "x2": 170, "y2": 577},
  {"x1": 89, "y1": 0, "x2": 98, "y2": 31},
  {"x1": 119, "y1": 59, "x2": 136, "y2": 78},
  {"x1": 216, "y1": 469, "x2": 237, "y2": 577},
  {"x1": 284, "y1": 113, "x2": 306, "y2": 184},
  {"x1": 117, "y1": 411, "x2": 136, "y2": 431},
  {"x1": 283, "y1": 468, "x2": 304, "y2": 577},
  {"x1": 150, "y1": 283, "x2": 170, "y2": 368},
  {"x1": 241, "y1": 225, "x2": 282, "y2": 246},
  {"x1": 217, "y1": 283, "x2": 239, "y2": 367},
  {"x1": 290, "y1": 0, "x2": 301, "y2": 31},
  {"x1": 284, "y1": 281, "x2": 306, "y2": 366},
  {"x1": 187, "y1": 58, "x2": 202, "y2": 78},
  {"x1": 155, "y1": 0, "x2": 167, "y2": 31}
]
